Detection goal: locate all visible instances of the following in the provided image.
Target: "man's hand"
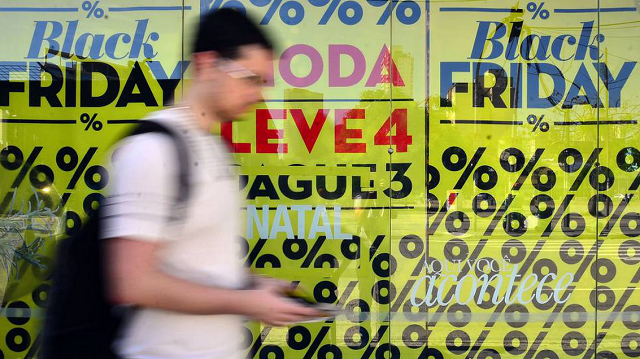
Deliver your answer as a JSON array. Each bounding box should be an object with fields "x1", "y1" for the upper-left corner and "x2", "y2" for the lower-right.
[
  {"x1": 250, "y1": 275, "x2": 293, "y2": 292},
  {"x1": 242, "y1": 286, "x2": 323, "y2": 326},
  {"x1": 105, "y1": 238, "x2": 323, "y2": 324}
]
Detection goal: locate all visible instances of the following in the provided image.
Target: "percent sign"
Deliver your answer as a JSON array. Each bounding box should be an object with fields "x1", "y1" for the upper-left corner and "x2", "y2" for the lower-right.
[
  {"x1": 597, "y1": 146, "x2": 640, "y2": 238},
  {"x1": 297, "y1": 283, "x2": 404, "y2": 359},
  {"x1": 527, "y1": 114, "x2": 549, "y2": 132},
  {"x1": 427, "y1": 146, "x2": 492, "y2": 235},
  {"x1": 527, "y1": 1, "x2": 549, "y2": 19},
  {"x1": 282, "y1": 236, "x2": 340, "y2": 268},
  {"x1": 289, "y1": 324, "x2": 398, "y2": 359},
  {"x1": 535, "y1": 148, "x2": 602, "y2": 238},
  {"x1": 308, "y1": 0, "x2": 363, "y2": 25},
  {"x1": 441, "y1": 146, "x2": 497, "y2": 191},
  {"x1": 493, "y1": 147, "x2": 550, "y2": 239},
  {"x1": 488, "y1": 147, "x2": 600, "y2": 238},
  {"x1": 251, "y1": 0, "x2": 305, "y2": 25},
  {"x1": 570, "y1": 264, "x2": 640, "y2": 358},
  {"x1": 617, "y1": 146, "x2": 640, "y2": 191},
  {"x1": 0, "y1": 146, "x2": 53, "y2": 191},
  {"x1": 537, "y1": 190, "x2": 628, "y2": 238},
  {"x1": 431, "y1": 147, "x2": 555, "y2": 237},
  {"x1": 0, "y1": 146, "x2": 55, "y2": 213},
  {"x1": 286, "y1": 325, "x2": 341, "y2": 359},
  {"x1": 247, "y1": 280, "x2": 358, "y2": 359},
  {"x1": 243, "y1": 237, "x2": 282, "y2": 268},
  {"x1": 367, "y1": 236, "x2": 418, "y2": 316},
  {"x1": 56, "y1": 146, "x2": 109, "y2": 235},
  {"x1": 82, "y1": 1, "x2": 104, "y2": 18},
  {"x1": 80, "y1": 113, "x2": 103, "y2": 131},
  {"x1": 206, "y1": 0, "x2": 304, "y2": 24},
  {"x1": 55, "y1": 146, "x2": 108, "y2": 192},
  {"x1": 204, "y1": 0, "x2": 248, "y2": 13},
  {"x1": 367, "y1": 0, "x2": 421, "y2": 25}
]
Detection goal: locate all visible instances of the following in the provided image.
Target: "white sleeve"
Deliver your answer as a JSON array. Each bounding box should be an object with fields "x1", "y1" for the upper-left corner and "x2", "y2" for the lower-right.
[{"x1": 99, "y1": 133, "x2": 180, "y2": 242}]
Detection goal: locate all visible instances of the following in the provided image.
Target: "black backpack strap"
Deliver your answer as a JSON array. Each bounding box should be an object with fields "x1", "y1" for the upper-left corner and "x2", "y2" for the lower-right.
[{"x1": 128, "y1": 120, "x2": 190, "y2": 205}]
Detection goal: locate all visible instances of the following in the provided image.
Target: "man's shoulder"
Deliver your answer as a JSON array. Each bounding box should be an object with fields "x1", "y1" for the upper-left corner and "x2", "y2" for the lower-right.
[
  {"x1": 118, "y1": 107, "x2": 187, "y2": 149},
  {"x1": 142, "y1": 107, "x2": 184, "y2": 128},
  {"x1": 112, "y1": 128, "x2": 178, "y2": 169}
]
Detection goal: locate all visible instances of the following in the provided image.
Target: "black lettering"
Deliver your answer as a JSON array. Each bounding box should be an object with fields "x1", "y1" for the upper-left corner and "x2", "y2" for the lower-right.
[
  {"x1": 29, "y1": 63, "x2": 63, "y2": 107},
  {"x1": 116, "y1": 61, "x2": 158, "y2": 107},
  {"x1": 316, "y1": 175, "x2": 347, "y2": 200},
  {"x1": 157, "y1": 79, "x2": 181, "y2": 105},
  {"x1": 385, "y1": 163, "x2": 412, "y2": 199},
  {"x1": 239, "y1": 174, "x2": 248, "y2": 191},
  {"x1": 352, "y1": 164, "x2": 377, "y2": 200},
  {"x1": 65, "y1": 62, "x2": 77, "y2": 107},
  {"x1": 278, "y1": 175, "x2": 312, "y2": 200},
  {"x1": 80, "y1": 62, "x2": 119, "y2": 107},
  {"x1": 247, "y1": 175, "x2": 279, "y2": 200},
  {"x1": 474, "y1": 65, "x2": 507, "y2": 108},
  {"x1": 510, "y1": 63, "x2": 522, "y2": 108},
  {"x1": 0, "y1": 80, "x2": 24, "y2": 106},
  {"x1": 352, "y1": 176, "x2": 376, "y2": 200}
]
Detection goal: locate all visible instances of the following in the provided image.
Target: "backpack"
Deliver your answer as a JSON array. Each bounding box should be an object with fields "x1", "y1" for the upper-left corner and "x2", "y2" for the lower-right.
[{"x1": 41, "y1": 120, "x2": 191, "y2": 359}]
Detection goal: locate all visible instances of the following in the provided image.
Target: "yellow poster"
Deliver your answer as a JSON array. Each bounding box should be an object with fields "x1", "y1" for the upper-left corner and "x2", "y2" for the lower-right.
[{"x1": 1, "y1": 0, "x2": 639, "y2": 357}]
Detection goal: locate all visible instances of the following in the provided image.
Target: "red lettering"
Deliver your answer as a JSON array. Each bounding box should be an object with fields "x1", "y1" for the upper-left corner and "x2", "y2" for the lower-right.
[
  {"x1": 290, "y1": 109, "x2": 328, "y2": 153},
  {"x1": 373, "y1": 109, "x2": 412, "y2": 152},
  {"x1": 221, "y1": 122, "x2": 251, "y2": 153},
  {"x1": 335, "y1": 109, "x2": 366, "y2": 153},
  {"x1": 256, "y1": 109, "x2": 288, "y2": 153}
]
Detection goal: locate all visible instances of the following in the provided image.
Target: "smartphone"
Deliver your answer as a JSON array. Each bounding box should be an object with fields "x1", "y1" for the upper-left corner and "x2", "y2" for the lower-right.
[{"x1": 283, "y1": 286, "x2": 343, "y2": 322}]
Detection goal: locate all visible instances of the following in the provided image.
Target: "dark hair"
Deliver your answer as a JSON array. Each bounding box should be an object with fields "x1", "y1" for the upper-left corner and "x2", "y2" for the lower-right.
[{"x1": 193, "y1": 8, "x2": 273, "y2": 59}]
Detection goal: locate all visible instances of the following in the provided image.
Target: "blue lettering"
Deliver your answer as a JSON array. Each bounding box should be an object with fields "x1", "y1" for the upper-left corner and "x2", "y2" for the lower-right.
[
  {"x1": 575, "y1": 21, "x2": 595, "y2": 61},
  {"x1": 596, "y1": 62, "x2": 637, "y2": 108},
  {"x1": 520, "y1": 34, "x2": 551, "y2": 61},
  {"x1": 469, "y1": 21, "x2": 506, "y2": 60},
  {"x1": 200, "y1": 0, "x2": 247, "y2": 17},
  {"x1": 551, "y1": 34, "x2": 576, "y2": 61},
  {"x1": 105, "y1": 33, "x2": 132, "y2": 60},
  {"x1": 148, "y1": 61, "x2": 190, "y2": 80},
  {"x1": 505, "y1": 21, "x2": 523, "y2": 60},
  {"x1": 27, "y1": 21, "x2": 62, "y2": 59},
  {"x1": 562, "y1": 63, "x2": 602, "y2": 109},
  {"x1": 130, "y1": 19, "x2": 159, "y2": 59},
  {"x1": 527, "y1": 63, "x2": 565, "y2": 108},
  {"x1": 61, "y1": 21, "x2": 78, "y2": 56},
  {"x1": 75, "y1": 33, "x2": 105, "y2": 59}
]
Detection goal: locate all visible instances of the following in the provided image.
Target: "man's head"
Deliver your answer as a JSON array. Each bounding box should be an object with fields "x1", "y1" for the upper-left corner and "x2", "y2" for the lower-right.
[{"x1": 191, "y1": 9, "x2": 273, "y2": 121}]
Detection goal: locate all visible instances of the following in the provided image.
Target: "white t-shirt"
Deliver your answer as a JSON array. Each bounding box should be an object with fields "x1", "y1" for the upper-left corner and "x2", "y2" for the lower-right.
[{"x1": 100, "y1": 107, "x2": 247, "y2": 359}]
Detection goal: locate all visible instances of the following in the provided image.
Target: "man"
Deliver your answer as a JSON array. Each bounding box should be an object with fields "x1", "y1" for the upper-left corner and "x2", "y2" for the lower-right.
[{"x1": 100, "y1": 9, "x2": 320, "y2": 359}]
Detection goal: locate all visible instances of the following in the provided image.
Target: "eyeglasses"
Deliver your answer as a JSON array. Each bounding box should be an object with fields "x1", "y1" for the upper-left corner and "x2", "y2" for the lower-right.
[{"x1": 217, "y1": 59, "x2": 264, "y2": 86}]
